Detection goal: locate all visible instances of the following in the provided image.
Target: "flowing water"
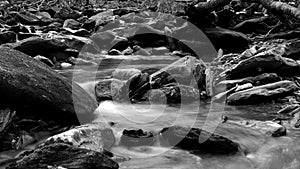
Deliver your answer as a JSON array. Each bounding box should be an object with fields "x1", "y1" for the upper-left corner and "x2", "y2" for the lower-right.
[{"x1": 3, "y1": 54, "x2": 300, "y2": 169}]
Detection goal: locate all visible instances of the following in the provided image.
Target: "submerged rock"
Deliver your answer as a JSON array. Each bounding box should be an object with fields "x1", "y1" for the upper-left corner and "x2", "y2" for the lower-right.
[
  {"x1": 95, "y1": 79, "x2": 125, "y2": 103},
  {"x1": 6, "y1": 143, "x2": 119, "y2": 169},
  {"x1": 120, "y1": 129, "x2": 156, "y2": 147},
  {"x1": 0, "y1": 47, "x2": 97, "y2": 125},
  {"x1": 160, "y1": 126, "x2": 240, "y2": 155},
  {"x1": 227, "y1": 80, "x2": 298, "y2": 105}
]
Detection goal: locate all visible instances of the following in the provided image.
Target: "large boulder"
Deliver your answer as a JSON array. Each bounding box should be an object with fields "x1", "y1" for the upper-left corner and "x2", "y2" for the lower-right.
[
  {"x1": 159, "y1": 126, "x2": 240, "y2": 155},
  {"x1": 11, "y1": 37, "x2": 79, "y2": 61},
  {"x1": 6, "y1": 143, "x2": 119, "y2": 169},
  {"x1": 227, "y1": 80, "x2": 298, "y2": 105},
  {"x1": 0, "y1": 47, "x2": 97, "y2": 125}
]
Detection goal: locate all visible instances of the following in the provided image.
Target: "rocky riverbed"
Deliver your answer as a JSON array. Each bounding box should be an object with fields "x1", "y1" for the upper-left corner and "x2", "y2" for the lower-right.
[{"x1": 1, "y1": 0, "x2": 300, "y2": 168}]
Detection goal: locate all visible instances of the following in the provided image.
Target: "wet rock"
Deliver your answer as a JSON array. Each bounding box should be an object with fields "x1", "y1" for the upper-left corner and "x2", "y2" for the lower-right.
[
  {"x1": 111, "y1": 68, "x2": 141, "y2": 80},
  {"x1": 82, "y1": 19, "x2": 96, "y2": 31},
  {"x1": 0, "y1": 31, "x2": 16, "y2": 44},
  {"x1": 203, "y1": 27, "x2": 249, "y2": 53},
  {"x1": 34, "y1": 55, "x2": 54, "y2": 67},
  {"x1": 63, "y1": 19, "x2": 81, "y2": 29},
  {"x1": 108, "y1": 49, "x2": 122, "y2": 55},
  {"x1": 6, "y1": 143, "x2": 119, "y2": 169},
  {"x1": 120, "y1": 129, "x2": 155, "y2": 147},
  {"x1": 45, "y1": 123, "x2": 115, "y2": 152},
  {"x1": 0, "y1": 47, "x2": 97, "y2": 125},
  {"x1": 160, "y1": 126, "x2": 239, "y2": 155},
  {"x1": 234, "y1": 120, "x2": 286, "y2": 137},
  {"x1": 290, "y1": 112, "x2": 300, "y2": 128},
  {"x1": 235, "y1": 83, "x2": 253, "y2": 92},
  {"x1": 95, "y1": 79, "x2": 125, "y2": 103},
  {"x1": 227, "y1": 80, "x2": 298, "y2": 105},
  {"x1": 224, "y1": 53, "x2": 300, "y2": 79},
  {"x1": 91, "y1": 31, "x2": 130, "y2": 51},
  {"x1": 146, "y1": 84, "x2": 200, "y2": 104}
]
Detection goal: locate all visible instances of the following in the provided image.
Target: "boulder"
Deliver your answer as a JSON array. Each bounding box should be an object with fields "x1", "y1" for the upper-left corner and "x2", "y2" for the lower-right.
[
  {"x1": 224, "y1": 53, "x2": 300, "y2": 80},
  {"x1": 0, "y1": 31, "x2": 16, "y2": 45},
  {"x1": 0, "y1": 47, "x2": 97, "y2": 125},
  {"x1": 227, "y1": 80, "x2": 298, "y2": 105},
  {"x1": 203, "y1": 27, "x2": 249, "y2": 53},
  {"x1": 6, "y1": 143, "x2": 119, "y2": 169},
  {"x1": 34, "y1": 55, "x2": 54, "y2": 67},
  {"x1": 11, "y1": 37, "x2": 77, "y2": 60},
  {"x1": 45, "y1": 123, "x2": 115, "y2": 152},
  {"x1": 120, "y1": 129, "x2": 156, "y2": 147},
  {"x1": 160, "y1": 126, "x2": 239, "y2": 155},
  {"x1": 95, "y1": 79, "x2": 125, "y2": 103}
]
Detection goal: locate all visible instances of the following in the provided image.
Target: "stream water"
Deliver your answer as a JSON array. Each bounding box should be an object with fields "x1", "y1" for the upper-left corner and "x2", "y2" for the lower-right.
[
  {"x1": 2, "y1": 54, "x2": 300, "y2": 169},
  {"x1": 67, "y1": 53, "x2": 300, "y2": 169}
]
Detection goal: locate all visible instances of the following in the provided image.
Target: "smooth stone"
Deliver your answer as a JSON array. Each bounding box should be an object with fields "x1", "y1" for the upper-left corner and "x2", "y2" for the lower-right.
[
  {"x1": 95, "y1": 79, "x2": 125, "y2": 103},
  {"x1": 120, "y1": 129, "x2": 156, "y2": 147}
]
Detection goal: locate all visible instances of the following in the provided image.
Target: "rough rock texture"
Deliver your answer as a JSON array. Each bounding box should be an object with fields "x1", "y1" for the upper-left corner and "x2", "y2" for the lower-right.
[
  {"x1": 45, "y1": 123, "x2": 115, "y2": 152},
  {"x1": 6, "y1": 143, "x2": 119, "y2": 169},
  {"x1": 0, "y1": 47, "x2": 97, "y2": 125},
  {"x1": 160, "y1": 126, "x2": 240, "y2": 155},
  {"x1": 95, "y1": 79, "x2": 125, "y2": 103},
  {"x1": 224, "y1": 53, "x2": 300, "y2": 80},
  {"x1": 227, "y1": 80, "x2": 298, "y2": 105},
  {"x1": 120, "y1": 129, "x2": 156, "y2": 147}
]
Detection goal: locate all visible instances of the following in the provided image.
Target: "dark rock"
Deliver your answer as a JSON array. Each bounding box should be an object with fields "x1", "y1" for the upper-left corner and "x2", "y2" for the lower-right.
[
  {"x1": 0, "y1": 47, "x2": 97, "y2": 125},
  {"x1": 224, "y1": 53, "x2": 300, "y2": 80},
  {"x1": 82, "y1": 19, "x2": 96, "y2": 31},
  {"x1": 11, "y1": 37, "x2": 78, "y2": 60},
  {"x1": 232, "y1": 17, "x2": 271, "y2": 34},
  {"x1": 227, "y1": 80, "x2": 298, "y2": 105},
  {"x1": 0, "y1": 31, "x2": 16, "y2": 45},
  {"x1": 17, "y1": 33, "x2": 39, "y2": 41},
  {"x1": 203, "y1": 27, "x2": 249, "y2": 53},
  {"x1": 95, "y1": 79, "x2": 125, "y2": 103},
  {"x1": 91, "y1": 31, "x2": 130, "y2": 51},
  {"x1": 6, "y1": 143, "x2": 119, "y2": 169},
  {"x1": 120, "y1": 129, "x2": 155, "y2": 147},
  {"x1": 113, "y1": 8, "x2": 139, "y2": 16},
  {"x1": 8, "y1": 25, "x2": 29, "y2": 33},
  {"x1": 45, "y1": 123, "x2": 115, "y2": 152},
  {"x1": 15, "y1": 12, "x2": 40, "y2": 25},
  {"x1": 160, "y1": 126, "x2": 239, "y2": 155}
]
